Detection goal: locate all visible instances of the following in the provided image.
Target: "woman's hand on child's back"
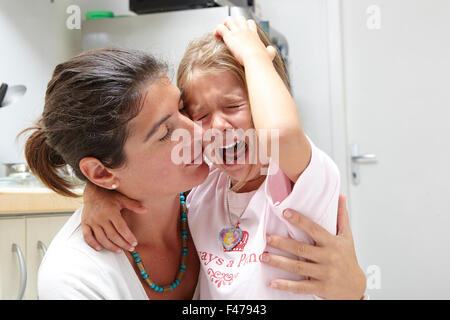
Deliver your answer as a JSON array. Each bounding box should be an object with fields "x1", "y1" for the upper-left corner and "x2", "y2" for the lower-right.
[
  {"x1": 263, "y1": 195, "x2": 367, "y2": 300},
  {"x1": 214, "y1": 16, "x2": 277, "y2": 66},
  {"x1": 81, "y1": 183, "x2": 145, "y2": 253}
]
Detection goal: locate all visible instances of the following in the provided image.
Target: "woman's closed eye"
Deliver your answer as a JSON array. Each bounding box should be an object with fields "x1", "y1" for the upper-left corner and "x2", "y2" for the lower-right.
[{"x1": 159, "y1": 124, "x2": 172, "y2": 142}]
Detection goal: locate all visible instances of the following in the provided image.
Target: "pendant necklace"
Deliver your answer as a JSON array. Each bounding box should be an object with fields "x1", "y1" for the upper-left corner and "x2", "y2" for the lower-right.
[{"x1": 219, "y1": 176, "x2": 252, "y2": 251}]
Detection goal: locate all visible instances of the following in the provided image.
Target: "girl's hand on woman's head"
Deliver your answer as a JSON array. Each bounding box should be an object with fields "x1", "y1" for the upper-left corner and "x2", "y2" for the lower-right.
[
  {"x1": 214, "y1": 16, "x2": 277, "y2": 66},
  {"x1": 262, "y1": 194, "x2": 367, "y2": 300},
  {"x1": 81, "y1": 183, "x2": 145, "y2": 253}
]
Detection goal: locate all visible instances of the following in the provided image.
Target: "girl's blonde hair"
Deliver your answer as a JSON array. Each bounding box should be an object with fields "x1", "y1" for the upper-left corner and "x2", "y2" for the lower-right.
[{"x1": 177, "y1": 25, "x2": 290, "y2": 191}]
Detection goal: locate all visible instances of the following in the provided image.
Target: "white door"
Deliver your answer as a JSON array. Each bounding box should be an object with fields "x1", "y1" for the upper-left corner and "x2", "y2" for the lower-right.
[{"x1": 338, "y1": 0, "x2": 450, "y2": 299}]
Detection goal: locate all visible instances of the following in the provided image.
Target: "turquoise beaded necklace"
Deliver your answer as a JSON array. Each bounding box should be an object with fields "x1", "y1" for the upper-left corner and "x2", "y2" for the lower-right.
[{"x1": 130, "y1": 192, "x2": 189, "y2": 293}]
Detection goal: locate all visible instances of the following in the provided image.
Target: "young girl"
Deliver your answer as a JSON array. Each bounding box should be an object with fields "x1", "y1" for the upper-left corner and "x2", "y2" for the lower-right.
[{"x1": 82, "y1": 17, "x2": 341, "y2": 299}]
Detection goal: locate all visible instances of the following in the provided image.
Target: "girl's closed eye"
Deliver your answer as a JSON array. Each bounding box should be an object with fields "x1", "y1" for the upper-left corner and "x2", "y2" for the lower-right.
[
  {"x1": 195, "y1": 113, "x2": 209, "y2": 121},
  {"x1": 226, "y1": 105, "x2": 244, "y2": 109}
]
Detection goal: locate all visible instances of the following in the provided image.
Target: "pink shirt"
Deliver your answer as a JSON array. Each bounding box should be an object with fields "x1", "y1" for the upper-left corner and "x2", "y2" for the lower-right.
[{"x1": 187, "y1": 138, "x2": 340, "y2": 299}]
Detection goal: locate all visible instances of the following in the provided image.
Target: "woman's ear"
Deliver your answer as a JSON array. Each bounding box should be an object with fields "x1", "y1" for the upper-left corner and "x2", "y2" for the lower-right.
[{"x1": 79, "y1": 157, "x2": 119, "y2": 190}]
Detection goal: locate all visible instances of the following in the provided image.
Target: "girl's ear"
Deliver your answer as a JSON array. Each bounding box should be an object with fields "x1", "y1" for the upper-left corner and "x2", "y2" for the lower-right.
[{"x1": 79, "y1": 157, "x2": 119, "y2": 190}]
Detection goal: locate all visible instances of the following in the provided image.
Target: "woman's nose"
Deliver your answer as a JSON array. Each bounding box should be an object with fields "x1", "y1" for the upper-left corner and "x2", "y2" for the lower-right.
[{"x1": 180, "y1": 113, "x2": 203, "y2": 143}]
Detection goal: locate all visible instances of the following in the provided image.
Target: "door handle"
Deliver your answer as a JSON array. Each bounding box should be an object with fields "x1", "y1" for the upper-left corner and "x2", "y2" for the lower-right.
[
  {"x1": 351, "y1": 153, "x2": 377, "y2": 161},
  {"x1": 37, "y1": 240, "x2": 47, "y2": 257},
  {"x1": 12, "y1": 243, "x2": 27, "y2": 300},
  {"x1": 350, "y1": 144, "x2": 377, "y2": 185}
]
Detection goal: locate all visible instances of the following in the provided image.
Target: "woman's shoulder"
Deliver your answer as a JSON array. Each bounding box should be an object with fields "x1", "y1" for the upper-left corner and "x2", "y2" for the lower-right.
[
  {"x1": 38, "y1": 207, "x2": 145, "y2": 299},
  {"x1": 41, "y1": 207, "x2": 109, "y2": 265}
]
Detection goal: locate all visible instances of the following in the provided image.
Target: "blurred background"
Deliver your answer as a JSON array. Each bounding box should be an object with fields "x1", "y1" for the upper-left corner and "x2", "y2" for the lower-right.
[{"x1": 0, "y1": 0, "x2": 449, "y2": 299}]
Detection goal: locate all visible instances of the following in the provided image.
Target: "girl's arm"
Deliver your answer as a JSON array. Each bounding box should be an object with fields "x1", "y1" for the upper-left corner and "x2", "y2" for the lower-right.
[
  {"x1": 215, "y1": 16, "x2": 311, "y2": 182},
  {"x1": 81, "y1": 183, "x2": 144, "y2": 252}
]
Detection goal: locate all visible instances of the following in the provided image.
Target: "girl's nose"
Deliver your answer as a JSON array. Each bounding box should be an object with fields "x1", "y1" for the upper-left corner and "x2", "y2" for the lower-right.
[{"x1": 211, "y1": 113, "x2": 233, "y2": 132}]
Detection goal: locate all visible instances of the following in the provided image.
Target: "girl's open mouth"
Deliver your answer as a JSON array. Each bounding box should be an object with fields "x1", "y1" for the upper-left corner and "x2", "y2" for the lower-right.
[{"x1": 221, "y1": 140, "x2": 247, "y2": 165}]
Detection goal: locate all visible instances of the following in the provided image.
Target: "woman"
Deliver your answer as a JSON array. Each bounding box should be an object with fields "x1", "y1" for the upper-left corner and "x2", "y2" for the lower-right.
[
  {"x1": 77, "y1": 18, "x2": 366, "y2": 297},
  {"x1": 25, "y1": 48, "x2": 208, "y2": 299}
]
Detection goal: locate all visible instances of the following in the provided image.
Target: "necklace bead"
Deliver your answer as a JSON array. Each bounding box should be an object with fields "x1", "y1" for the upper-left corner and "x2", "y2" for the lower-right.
[{"x1": 131, "y1": 192, "x2": 189, "y2": 293}]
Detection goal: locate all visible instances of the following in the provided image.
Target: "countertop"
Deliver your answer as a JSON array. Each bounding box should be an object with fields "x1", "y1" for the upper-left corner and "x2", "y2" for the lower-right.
[{"x1": 0, "y1": 187, "x2": 83, "y2": 215}]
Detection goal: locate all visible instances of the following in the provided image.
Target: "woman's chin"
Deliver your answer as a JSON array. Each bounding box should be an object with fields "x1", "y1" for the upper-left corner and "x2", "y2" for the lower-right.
[{"x1": 186, "y1": 162, "x2": 210, "y2": 188}]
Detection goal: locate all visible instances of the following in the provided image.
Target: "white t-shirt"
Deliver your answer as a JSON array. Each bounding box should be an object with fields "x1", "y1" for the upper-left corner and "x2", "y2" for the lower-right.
[
  {"x1": 187, "y1": 138, "x2": 340, "y2": 299},
  {"x1": 38, "y1": 138, "x2": 338, "y2": 300},
  {"x1": 38, "y1": 208, "x2": 149, "y2": 299},
  {"x1": 38, "y1": 208, "x2": 201, "y2": 300}
]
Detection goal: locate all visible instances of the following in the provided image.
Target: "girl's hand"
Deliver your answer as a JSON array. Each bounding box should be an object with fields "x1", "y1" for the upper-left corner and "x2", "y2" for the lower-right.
[
  {"x1": 81, "y1": 183, "x2": 145, "y2": 253},
  {"x1": 214, "y1": 16, "x2": 277, "y2": 66},
  {"x1": 263, "y1": 195, "x2": 367, "y2": 300}
]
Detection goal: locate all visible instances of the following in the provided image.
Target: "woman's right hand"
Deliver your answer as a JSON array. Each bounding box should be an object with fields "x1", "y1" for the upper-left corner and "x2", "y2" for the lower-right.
[{"x1": 81, "y1": 183, "x2": 146, "y2": 253}]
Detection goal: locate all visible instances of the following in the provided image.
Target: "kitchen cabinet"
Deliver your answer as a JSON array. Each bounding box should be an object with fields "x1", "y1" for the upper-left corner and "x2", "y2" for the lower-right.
[
  {"x1": 0, "y1": 190, "x2": 82, "y2": 300},
  {"x1": 25, "y1": 215, "x2": 72, "y2": 299},
  {"x1": 0, "y1": 213, "x2": 72, "y2": 300},
  {"x1": 0, "y1": 217, "x2": 26, "y2": 300}
]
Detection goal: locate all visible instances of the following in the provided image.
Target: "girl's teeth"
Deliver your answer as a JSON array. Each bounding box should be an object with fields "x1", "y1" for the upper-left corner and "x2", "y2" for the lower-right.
[
  {"x1": 223, "y1": 142, "x2": 238, "y2": 150},
  {"x1": 223, "y1": 141, "x2": 246, "y2": 163}
]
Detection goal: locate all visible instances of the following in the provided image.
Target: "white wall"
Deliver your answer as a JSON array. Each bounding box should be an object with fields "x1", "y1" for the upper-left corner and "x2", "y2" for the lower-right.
[
  {"x1": 0, "y1": 0, "x2": 79, "y2": 176},
  {"x1": 1, "y1": 0, "x2": 335, "y2": 177},
  {"x1": 0, "y1": 0, "x2": 132, "y2": 176},
  {"x1": 255, "y1": 0, "x2": 334, "y2": 157}
]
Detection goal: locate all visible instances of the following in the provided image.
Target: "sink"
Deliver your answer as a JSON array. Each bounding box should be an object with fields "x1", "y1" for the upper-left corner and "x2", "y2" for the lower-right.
[{"x1": 0, "y1": 176, "x2": 84, "y2": 194}]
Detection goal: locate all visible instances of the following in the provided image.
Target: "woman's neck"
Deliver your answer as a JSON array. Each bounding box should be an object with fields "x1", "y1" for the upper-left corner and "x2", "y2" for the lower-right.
[{"x1": 122, "y1": 193, "x2": 180, "y2": 248}]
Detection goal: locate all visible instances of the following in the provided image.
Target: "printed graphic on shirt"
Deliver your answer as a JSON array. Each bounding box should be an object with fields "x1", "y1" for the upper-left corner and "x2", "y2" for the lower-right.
[{"x1": 199, "y1": 234, "x2": 268, "y2": 289}]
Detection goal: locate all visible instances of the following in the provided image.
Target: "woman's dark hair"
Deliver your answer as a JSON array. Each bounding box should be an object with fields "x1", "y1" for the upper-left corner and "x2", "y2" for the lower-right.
[{"x1": 22, "y1": 48, "x2": 166, "y2": 197}]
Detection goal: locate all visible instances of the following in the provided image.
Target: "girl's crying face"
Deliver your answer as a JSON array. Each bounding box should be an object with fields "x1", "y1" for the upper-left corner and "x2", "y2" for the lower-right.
[{"x1": 182, "y1": 70, "x2": 263, "y2": 184}]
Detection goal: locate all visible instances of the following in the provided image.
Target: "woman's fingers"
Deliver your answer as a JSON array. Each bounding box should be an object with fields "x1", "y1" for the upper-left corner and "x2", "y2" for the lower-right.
[
  {"x1": 91, "y1": 225, "x2": 122, "y2": 254},
  {"x1": 263, "y1": 253, "x2": 325, "y2": 280},
  {"x1": 266, "y1": 234, "x2": 324, "y2": 262},
  {"x1": 283, "y1": 209, "x2": 332, "y2": 246},
  {"x1": 81, "y1": 224, "x2": 102, "y2": 251},
  {"x1": 269, "y1": 278, "x2": 322, "y2": 296},
  {"x1": 337, "y1": 194, "x2": 352, "y2": 239}
]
